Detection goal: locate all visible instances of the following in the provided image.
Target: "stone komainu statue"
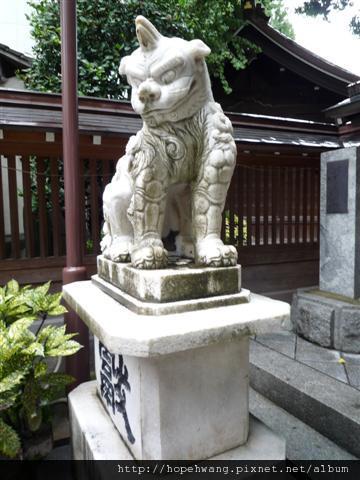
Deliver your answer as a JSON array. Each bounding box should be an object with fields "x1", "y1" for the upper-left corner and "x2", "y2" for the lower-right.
[{"x1": 102, "y1": 16, "x2": 237, "y2": 269}]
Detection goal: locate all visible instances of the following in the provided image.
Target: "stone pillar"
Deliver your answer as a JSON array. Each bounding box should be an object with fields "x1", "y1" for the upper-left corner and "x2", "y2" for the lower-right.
[
  {"x1": 292, "y1": 146, "x2": 360, "y2": 353},
  {"x1": 320, "y1": 147, "x2": 360, "y2": 299}
]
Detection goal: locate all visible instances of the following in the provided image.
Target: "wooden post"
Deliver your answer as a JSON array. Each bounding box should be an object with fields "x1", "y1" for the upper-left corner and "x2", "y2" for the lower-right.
[{"x1": 60, "y1": 0, "x2": 89, "y2": 387}]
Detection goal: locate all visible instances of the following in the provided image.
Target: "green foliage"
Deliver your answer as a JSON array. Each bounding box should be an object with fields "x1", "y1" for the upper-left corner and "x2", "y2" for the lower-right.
[
  {"x1": 0, "y1": 280, "x2": 81, "y2": 458},
  {"x1": 265, "y1": 0, "x2": 295, "y2": 39},
  {"x1": 21, "y1": 0, "x2": 294, "y2": 97},
  {"x1": 296, "y1": 0, "x2": 360, "y2": 36}
]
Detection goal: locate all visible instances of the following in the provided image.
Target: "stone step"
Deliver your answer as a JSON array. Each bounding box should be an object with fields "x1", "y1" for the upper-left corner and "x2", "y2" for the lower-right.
[
  {"x1": 250, "y1": 340, "x2": 360, "y2": 458},
  {"x1": 250, "y1": 388, "x2": 356, "y2": 460}
]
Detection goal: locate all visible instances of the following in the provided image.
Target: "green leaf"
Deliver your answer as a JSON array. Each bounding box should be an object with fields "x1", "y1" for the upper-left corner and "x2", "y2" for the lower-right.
[
  {"x1": 6, "y1": 279, "x2": 19, "y2": 295},
  {"x1": 8, "y1": 317, "x2": 35, "y2": 342},
  {"x1": 46, "y1": 340, "x2": 82, "y2": 357},
  {"x1": 0, "y1": 370, "x2": 25, "y2": 394},
  {"x1": 47, "y1": 305, "x2": 67, "y2": 316},
  {"x1": 23, "y1": 342, "x2": 44, "y2": 357},
  {"x1": 34, "y1": 361, "x2": 48, "y2": 378},
  {"x1": 0, "y1": 417, "x2": 21, "y2": 458}
]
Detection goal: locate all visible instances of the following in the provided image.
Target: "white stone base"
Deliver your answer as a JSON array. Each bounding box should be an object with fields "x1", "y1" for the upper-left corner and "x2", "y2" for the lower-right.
[{"x1": 69, "y1": 381, "x2": 286, "y2": 461}]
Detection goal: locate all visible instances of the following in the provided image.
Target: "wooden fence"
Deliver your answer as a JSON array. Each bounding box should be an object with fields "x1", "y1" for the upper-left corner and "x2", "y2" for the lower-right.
[
  {"x1": 0, "y1": 146, "x2": 320, "y2": 295},
  {"x1": 0, "y1": 90, "x2": 325, "y2": 297}
]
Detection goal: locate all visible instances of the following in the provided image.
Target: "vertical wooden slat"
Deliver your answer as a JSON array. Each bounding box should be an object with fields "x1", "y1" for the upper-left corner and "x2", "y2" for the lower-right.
[
  {"x1": 295, "y1": 167, "x2": 301, "y2": 244},
  {"x1": 271, "y1": 167, "x2": 277, "y2": 245},
  {"x1": 8, "y1": 156, "x2": 20, "y2": 258},
  {"x1": 22, "y1": 156, "x2": 35, "y2": 257},
  {"x1": 316, "y1": 168, "x2": 320, "y2": 242},
  {"x1": 229, "y1": 177, "x2": 235, "y2": 245},
  {"x1": 50, "y1": 157, "x2": 61, "y2": 257},
  {"x1": 37, "y1": 157, "x2": 48, "y2": 257},
  {"x1": 246, "y1": 167, "x2": 252, "y2": 246},
  {"x1": 263, "y1": 166, "x2": 269, "y2": 246},
  {"x1": 79, "y1": 159, "x2": 86, "y2": 256},
  {"x1": 0, "y1": 157, "x2": 6, "y2": 258},
  {"x1": 288, "y1": 167, "x2": 294, "y2": 244},
  {"x1": 309, "y1": 166, "x2": 315, "y2": 243},
  {"x1": 255, "y1": 166, "x2": 261, "y2": 246},
  {"x1": 279, "y1": 167, "x2": 285, "y2": 245},
  {"x1": 90, "y1": 159, "x2": 100, "y2": 254},
  {"x1": 302, "y1": 167, "x2": 308, "y2": 243},
  {"x1": 237, "y1": 165, "x2": 244, "y2": 247}
]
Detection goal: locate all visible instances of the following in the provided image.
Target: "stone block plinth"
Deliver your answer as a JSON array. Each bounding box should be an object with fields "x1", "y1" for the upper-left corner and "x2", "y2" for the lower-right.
[
  {"x1": 292, "y1": 288, "x2": 360, "y2": 353},
  {"x1": 63, "y1": 281, "x2": 290, "y2": 460},
  {"x1": 69, "y1": 381, "x2": 286, "y2": 461},
  {"x1": 97, "y1": 255, "x2": 242, "y2": 303}
]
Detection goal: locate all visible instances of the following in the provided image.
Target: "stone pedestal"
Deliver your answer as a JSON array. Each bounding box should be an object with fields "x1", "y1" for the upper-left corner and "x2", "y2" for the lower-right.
[
  {"x1": 69, "y1": 381, "x2": 286, "y2": 460},
  {"x1": 292, "y1": 147, "x2": 360, "y2": 353},
  {"x1": 63, "y1": 275, "x2": 289, "y2": 460}
]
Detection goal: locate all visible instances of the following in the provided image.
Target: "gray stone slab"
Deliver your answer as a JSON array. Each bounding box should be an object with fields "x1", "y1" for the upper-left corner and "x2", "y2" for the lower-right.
[
  {"x1": 297, "y1": 360, "x2": 348, "y2": 383},
  {"x1": 92, "y1": 274, "x2": 250, "y2": 316},
  {"x1": 296, "y1": 336, "x2": 341, "y2": 363},
  {"x1": 255, "y1": 332, "x2": 296, "y2": 358},
  {"x1": 97, "y1": 255, "x2": 241, "y2": 303},
  {"x1": 345, "y1": 365, "x2": 360, "y2": 389},
  {"x1": 291, "y1": 292, "x2": 334, "y2": 347},
  {"x1": 338, "y1": 307, "x2": 360, "y2": 352},
  {"x1": 250, "y1": 388, "x2": 357, "y2": 460},
  {"x1": 292, "y1": 289, "x2": 360, "y2": 353},
  {"x1": 320, "y1": 147, "x2": 360, "y2": 299},
  {"x1": 342, "y1": 352, "x2": 360, "y2": 364},
  {"x1": 69, "y1": 381, "x2": 285, "y2": 460},
  {"x1": 63, "y1": 281, "x2": 290, "y2": 357},
  {"x1": 250, "y1": 340, "x2": 360, "y2": 458}
]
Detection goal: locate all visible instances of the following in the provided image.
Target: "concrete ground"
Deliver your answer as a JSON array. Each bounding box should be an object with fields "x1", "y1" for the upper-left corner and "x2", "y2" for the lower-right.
[{"x1": 254, "y1": 331, "x2": 360, "y2": 389}]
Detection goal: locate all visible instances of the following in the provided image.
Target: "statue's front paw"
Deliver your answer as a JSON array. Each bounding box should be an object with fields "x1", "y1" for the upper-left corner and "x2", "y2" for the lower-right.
[
  {"x1": 196, "y1": 240, "x2": 237, "y2": 267},
  {"x1": 104, "y1": 237, "x2": 132, "y2": 263},
  {"x1": 131, "y1": 245, "x2": 168, "y2": 269}
]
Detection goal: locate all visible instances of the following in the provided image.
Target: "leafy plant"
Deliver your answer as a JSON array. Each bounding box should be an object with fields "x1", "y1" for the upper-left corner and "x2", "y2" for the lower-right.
[
  {"x1": 0, "y1": 280, "x2": 82, "y2": 459},
  {"x1": 21, "y1": 0, "x2": 294, "y2": 97}
]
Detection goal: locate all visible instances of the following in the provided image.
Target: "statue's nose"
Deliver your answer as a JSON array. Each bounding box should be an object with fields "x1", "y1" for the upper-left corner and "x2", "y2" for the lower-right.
[{"x1": 138, "y1": 80, "x2": 161, "y2": 103}]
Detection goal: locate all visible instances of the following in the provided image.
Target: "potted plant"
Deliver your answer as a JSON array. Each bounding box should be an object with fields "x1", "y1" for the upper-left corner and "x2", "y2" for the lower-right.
[{"x1": 0, "y1": 280, "x2": 82, "y2": 459}]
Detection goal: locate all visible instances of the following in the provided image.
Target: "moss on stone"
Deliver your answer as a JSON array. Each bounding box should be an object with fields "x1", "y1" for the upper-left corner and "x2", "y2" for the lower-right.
[{"x1": 308, "y1": 289, "x2": 360, "y2": 305}]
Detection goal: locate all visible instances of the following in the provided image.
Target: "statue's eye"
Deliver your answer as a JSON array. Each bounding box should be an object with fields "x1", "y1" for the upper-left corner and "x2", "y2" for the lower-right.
[{"x1": 161, "y1": 70, "x2": 176, "y2": 85}]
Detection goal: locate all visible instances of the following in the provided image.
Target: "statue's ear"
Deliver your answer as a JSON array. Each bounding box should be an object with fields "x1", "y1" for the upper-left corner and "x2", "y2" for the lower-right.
[
  {"x1": 119, "y1": 56, "x2": 128, "y2": 76},
  {"x1": 135, "y1": 16, "x2": 161, "y2": 51},
  {"x1": 188, "y1": 39, "x2": 211, "y2": 61}
]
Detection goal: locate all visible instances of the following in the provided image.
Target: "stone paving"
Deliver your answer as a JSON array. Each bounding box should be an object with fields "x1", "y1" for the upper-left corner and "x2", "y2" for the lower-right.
[{"x1": 254, "y1": 331, "x2": 360, "y2": 389}]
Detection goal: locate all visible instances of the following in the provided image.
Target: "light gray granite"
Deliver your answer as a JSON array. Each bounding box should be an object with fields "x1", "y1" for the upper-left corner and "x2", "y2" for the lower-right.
[
  {"x1": 92, "y1": 274, "x2": 249, "y2": 315},
  {"x1": 250, "y1": 340, "x2": 360, "y2": 457},
  {"x1": 62, "y1": 281, "x2": 290, "y2": 357},
  {"x1": 296, "y1": 336, "x2": 341, "y2": 363},
  {"x1": 345, "y1": 364, "x2": 360, "y2": 389},
  {"x1": 320, "y1": 147, "x2": 360, "y2": 299},
  {"x1": 250, "y1": 389, "x2": 357, "y2": 460},
  {"x1": 292, "y1": 289, "x2": 360, "y2": 353},
  {"x1": 254, "y1": 332, "x2": 296, "y2": 359},
  {"x1": 69, "y1": 381, "x2": 285, "y2": 460},
  {"x1": 97, "y1": 255, "x2": 241, "y2": 303}
]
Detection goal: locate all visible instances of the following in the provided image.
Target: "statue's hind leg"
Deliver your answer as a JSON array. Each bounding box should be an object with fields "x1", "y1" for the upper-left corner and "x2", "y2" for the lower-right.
[{"x1": 102, "y1": 157, "x2": 133, "y2": 262}]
